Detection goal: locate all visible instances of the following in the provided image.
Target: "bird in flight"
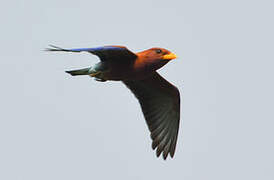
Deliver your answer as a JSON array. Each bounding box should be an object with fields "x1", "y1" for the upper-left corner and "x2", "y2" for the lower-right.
[{"x1": 46, "y1": 45, "x2": 181, "y2": 160}]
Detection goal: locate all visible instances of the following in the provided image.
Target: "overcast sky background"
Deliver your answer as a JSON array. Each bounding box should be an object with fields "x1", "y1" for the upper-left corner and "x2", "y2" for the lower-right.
[{"x1": 0, "y1": 0, "x2": 273, "y2": 179}]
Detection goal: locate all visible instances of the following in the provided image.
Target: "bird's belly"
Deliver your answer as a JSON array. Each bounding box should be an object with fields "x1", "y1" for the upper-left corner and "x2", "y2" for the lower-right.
[
  {"x1": 101, "y1": 69, "x2": 150, "y2": 81},
  {"x1": 97, "y1": 61, "x2": 157, "y2": 81}
]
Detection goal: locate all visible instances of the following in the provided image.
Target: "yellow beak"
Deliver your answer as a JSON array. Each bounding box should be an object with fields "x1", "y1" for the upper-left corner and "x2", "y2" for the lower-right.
[{"x1": 163, "y1": 53, "x2": 177, "y2": 60}]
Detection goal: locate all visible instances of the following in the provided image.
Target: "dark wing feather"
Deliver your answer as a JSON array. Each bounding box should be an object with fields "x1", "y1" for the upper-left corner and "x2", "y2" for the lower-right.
[
  {"x1": 46, "y1": 45, "x2": 137, "y2": 62},
  {"x1": 123, "y1": 72, "x2": 180, "y2": 160}
]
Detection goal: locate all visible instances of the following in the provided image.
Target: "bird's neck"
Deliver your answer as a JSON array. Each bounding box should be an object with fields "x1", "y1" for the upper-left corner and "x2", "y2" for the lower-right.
[{"x1": 133, "y1": 55, "x2": 168, "y2": 74}]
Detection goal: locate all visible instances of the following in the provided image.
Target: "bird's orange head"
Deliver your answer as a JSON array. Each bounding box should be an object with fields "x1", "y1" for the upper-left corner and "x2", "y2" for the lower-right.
[{"x1": 136, "y1": 48, "x2": 177, "y2": 71}]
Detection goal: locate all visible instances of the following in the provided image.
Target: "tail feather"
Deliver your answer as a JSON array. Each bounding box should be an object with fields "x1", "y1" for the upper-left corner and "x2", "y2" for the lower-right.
[
  {"x1": 65, "y1": 67, "x2": 94, "y2": 76},
  {"x1": 45, "y1": 45, "x2": 72, "y2": 52}
]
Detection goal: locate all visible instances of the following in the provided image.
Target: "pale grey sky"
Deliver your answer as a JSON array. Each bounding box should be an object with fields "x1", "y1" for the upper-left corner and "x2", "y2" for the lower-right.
[{"x1": 0, "y1": 0, "x2": 273, "y2": 179}]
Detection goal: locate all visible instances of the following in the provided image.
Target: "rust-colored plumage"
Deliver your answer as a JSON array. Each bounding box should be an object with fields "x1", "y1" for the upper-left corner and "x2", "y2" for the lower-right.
[{"x1": 46, "y1": 45, "x2": 180, "y2": 160}]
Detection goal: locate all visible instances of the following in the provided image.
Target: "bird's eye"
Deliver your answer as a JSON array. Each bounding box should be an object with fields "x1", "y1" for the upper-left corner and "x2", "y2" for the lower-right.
[{"x1": 155, "y1": 49, "x2": 162, "y2": 54}]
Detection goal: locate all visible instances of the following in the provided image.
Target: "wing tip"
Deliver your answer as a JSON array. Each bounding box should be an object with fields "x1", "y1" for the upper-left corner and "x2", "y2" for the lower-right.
[
  {"x1": 152, "y1": 136, "x2": 177, "y2": 160},
  {"x1": 154, "y1": 149, "x2": 175, "y2": 160}
]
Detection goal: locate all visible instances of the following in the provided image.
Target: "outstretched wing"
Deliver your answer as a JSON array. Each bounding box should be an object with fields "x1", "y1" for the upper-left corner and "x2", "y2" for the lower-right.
[
  {"x1": 123, "y1": 72, "x2": 180, "y2": 160},
  {"x1": 46, "y1": 45, "x2": 137, "y2": 62}
]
